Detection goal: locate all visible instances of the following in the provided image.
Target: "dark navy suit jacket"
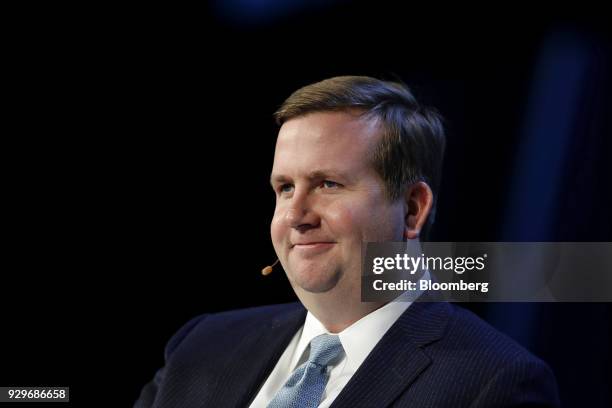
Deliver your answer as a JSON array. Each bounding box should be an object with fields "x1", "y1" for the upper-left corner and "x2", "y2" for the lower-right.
[{"x1": 135, "y1": 302, "x2": 560, "y2": 407}]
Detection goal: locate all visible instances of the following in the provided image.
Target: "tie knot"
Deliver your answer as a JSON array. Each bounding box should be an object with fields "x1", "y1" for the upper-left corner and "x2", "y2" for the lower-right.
[{"x1": 307, "y1": 334, "x2": 344, "y2": 367}]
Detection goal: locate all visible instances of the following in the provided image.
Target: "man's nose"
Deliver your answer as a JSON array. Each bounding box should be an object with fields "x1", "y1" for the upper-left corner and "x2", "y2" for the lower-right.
[{"x1": 285, "y1": 195, "x2": 319, "y2": 229}]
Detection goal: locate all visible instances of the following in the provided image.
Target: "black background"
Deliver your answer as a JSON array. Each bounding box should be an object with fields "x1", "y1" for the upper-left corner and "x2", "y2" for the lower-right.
[{"x1": 2, "y1": 2, "x2": 612, "y2": 407}]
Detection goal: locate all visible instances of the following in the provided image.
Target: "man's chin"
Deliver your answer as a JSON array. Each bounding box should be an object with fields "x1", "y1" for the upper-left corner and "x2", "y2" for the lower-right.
[{"x1": 288, "y1": 268, "x2": 341, "y2": 294}]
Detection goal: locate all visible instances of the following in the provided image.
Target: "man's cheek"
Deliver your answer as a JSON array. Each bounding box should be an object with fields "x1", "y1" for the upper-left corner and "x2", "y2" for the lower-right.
[
  {"x1": 326, "y1": 205, "x2": 357, "y2": 236},
  {"x1": 270, "y1": 214, "x2": 285, "y2": 245}
]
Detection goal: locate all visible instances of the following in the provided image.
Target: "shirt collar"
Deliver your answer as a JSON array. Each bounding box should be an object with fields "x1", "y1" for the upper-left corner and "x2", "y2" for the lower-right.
[{"x1": 291, "y1": 291, "x2": 415, "y2": 373}]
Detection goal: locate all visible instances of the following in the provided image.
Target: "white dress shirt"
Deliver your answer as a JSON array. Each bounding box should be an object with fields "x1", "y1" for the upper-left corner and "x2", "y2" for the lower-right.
[{"x1": 249, "y1": 294, "x2": 413, "y2": 408}]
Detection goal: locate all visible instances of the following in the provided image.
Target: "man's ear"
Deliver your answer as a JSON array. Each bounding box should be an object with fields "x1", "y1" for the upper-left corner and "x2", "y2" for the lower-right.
[{"x1": 403, "y1": 181, "x2": 433, "y2": 240}]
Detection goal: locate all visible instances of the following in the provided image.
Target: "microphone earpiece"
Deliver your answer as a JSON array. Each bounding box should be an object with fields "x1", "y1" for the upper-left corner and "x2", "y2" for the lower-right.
[{"x1": 261, "y1": 259, "x2": 279, "y2": 276}]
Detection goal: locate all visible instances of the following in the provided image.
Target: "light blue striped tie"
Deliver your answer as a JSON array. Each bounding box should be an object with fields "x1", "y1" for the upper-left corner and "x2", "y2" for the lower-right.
[{"x1": 268, "y1": 334, "x2": 344, "y2": 408}]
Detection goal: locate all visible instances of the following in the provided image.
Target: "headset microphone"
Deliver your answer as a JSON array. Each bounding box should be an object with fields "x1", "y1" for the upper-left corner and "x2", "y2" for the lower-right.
[{"x1": 261, "y1": 259, "x2": 279, "y2": 276}]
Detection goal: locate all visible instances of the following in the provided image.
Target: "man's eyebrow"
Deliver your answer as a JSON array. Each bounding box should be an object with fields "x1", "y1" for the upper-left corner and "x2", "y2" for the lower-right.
[
  {"x1": 270, "y1": 170, "x2": 351, "y2": 186},
  {"x1": 306, "y1": 170, "x2": 350, "y2": 181},
  {"x1": 270, "y1": 174, "x2": 290, "y2": 186}
]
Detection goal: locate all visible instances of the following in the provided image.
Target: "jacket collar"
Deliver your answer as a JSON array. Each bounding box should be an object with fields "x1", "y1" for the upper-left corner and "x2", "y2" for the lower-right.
[
  {"x1": 227, "y1": 303, "x2": 307, "y2": 408},
  {"x1": 330, "y1": 300, "x2": 452, "y2": 408}
]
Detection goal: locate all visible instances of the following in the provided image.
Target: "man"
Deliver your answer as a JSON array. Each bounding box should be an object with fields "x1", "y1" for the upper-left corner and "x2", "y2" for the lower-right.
[{"x1": 135, "y1": 76, "x2": 560, "y2": 407}]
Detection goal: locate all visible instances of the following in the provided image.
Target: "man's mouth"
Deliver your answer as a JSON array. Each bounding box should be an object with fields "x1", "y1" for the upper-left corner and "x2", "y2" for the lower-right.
[
  {"x1": 291, "y1": 242, "x2": 336, "y2": 255},
  {"x1": 291, "y1": 241, "x2": 336, "y2": 248}
]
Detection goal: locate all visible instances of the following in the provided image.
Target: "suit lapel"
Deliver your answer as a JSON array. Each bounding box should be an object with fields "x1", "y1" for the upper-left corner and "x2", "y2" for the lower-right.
[
  {"x1": 331, "y1": 301, "x2": 452, "y2": 408},
  {"x1": 218, "y1": 304, "x2": 307, "y2": 408}
]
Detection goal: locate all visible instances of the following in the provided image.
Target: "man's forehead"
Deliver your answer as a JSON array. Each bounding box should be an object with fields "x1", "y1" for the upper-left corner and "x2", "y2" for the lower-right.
[
  {"x1": 271, "y1": 112, "x2": 381, "y2": 182},
  {"x1": 274, "y1": 112, "x2": 381, "y2": 156}
]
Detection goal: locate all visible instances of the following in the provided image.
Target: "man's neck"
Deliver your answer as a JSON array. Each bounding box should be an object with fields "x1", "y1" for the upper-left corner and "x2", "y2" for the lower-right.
[{"x1": 295, "y1": 288, "x2": 387, "y2": 333}]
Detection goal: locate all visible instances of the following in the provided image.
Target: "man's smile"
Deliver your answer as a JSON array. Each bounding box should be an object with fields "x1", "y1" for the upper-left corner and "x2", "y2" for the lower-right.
[{"x1": 290, "y1": 242, "x2": 336, "y2": 255}]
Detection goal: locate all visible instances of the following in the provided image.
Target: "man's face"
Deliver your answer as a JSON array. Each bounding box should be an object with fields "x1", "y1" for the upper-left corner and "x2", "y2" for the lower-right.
[{"x1": 270, "y1": 111, "x2": 406, "y2": 296}]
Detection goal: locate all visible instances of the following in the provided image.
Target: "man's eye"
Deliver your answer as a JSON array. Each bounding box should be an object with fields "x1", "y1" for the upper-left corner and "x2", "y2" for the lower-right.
[
  {"x1": 279, "y1": 184, "x2": 294, "y2": 193},
  {"x1": 322, "y1": 180, "x2": 340, "y2": 189}
]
